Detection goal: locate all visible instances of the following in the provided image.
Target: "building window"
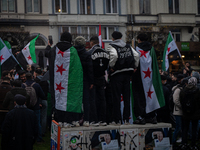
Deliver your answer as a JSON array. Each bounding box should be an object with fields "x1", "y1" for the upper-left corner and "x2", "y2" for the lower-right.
[
  {"x1": 102, "y1": 27, "x2": 117, "y2": 40},
  {"x1": 26, "y1": 0, "x2": 40, "y2": 13},
  {"x1": 198, "y1": 0, "x2": 200, "y2": 14},
  {"x1": 80, "y1": 26, "x2": 97, "y2": 40},
  {"x1": 172, "y1": 32, "x2": 180, "y2": 42},
  {"x1": 62, "y1": 26, "x2": 78, "y2": 40},
  {"x1": 139, "y1": 0, "x2": 150, "y2": 14},
  {"x1": 1, "y1": 0, "x2": 15, "y2": 12},
  {"x1": 106, "y1": 0, "x2": 118, "y2": 14},
  {"x1": 55, "y1": 0, "x2": 68, "y2": 13},
  {"x1": 79, "y1": 0, "x2": 93, "y2": 14},
  {"x1": 62, "y1": 26, "x2": 97, "y2": 41},
  {"x1": 169, "y1": 0, "x2": 179, "y2": 14}
]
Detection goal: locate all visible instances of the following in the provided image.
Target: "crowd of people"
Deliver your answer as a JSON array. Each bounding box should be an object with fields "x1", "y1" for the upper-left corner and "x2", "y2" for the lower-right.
[
  {"x1": 0, "y1": 31, "x2": 200, "y2": 150},
  {"x1": 159, "y1": 63, "x2": 200, "y2": 150}
]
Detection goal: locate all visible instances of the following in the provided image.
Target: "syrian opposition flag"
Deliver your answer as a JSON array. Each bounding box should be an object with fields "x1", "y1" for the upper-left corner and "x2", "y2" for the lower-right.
[
  {"x1": 98, "y1": 24, "x2": 105, "y2": 49},
  {"x1": 120, "y1": 82, "x2": 136, "y2": 124},
  {"x1": 16, "y1": 34, "x2": 39, "y2": 70},
  {"x1": 136, "y1": 47, "x2": 165, "y2": 113},
  {"x1": 0, "y1": 38, "x2": 18, "y2": 78},
  {"x1": 4, "y1": 40, "x2": 12, "y2": 53},
  {"x1": 54, "y1": 46, "x2": 83, "y2": 113},
  {"x1": 162, "y1": 31, "x2": 181, "y2": 71}
]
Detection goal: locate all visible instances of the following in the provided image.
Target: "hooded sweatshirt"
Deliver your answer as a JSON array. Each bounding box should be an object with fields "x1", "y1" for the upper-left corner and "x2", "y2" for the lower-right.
[
  {"x1": 106, "y1": 39, "x2": 139, "y2": 76},
  {"x1": 137, "y1": 41, "x2": 152, "y2": 52},
  {"x1": 74, "y1": 45, "x2": 94, "y2": 84}
]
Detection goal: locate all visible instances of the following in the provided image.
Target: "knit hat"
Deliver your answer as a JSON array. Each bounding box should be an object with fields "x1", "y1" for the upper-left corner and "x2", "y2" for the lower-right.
[
  {"x1": 111, "y1": 31, "x2": 122, "y2": 39},
  {"x1": 188, "y1": 77, "x2": 197, "y2": 86},
  {"x1": 192, "y1": 71, "x2": 199, "y2": 80},
  {"x1": 60, "y1": 31, "x2": 72, "y2": 43},
  {"x1": 74, "y1": 36, "x2": 86, "y2": 46},
  {"x1": 14, "y1": 94, "x2": 26, "y2": 105}
]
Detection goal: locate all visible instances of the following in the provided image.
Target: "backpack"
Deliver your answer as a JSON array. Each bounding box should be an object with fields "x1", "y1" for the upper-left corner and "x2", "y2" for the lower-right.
[
  {"x1": 169, "y1": 86, "x2": 181, "y2": 112},
  {"x1": 180, "y1": 88, "x2": 198, "y2": 115},
  {"x1": 23, "y1": 82, "x2": 37, "y2": 107}
]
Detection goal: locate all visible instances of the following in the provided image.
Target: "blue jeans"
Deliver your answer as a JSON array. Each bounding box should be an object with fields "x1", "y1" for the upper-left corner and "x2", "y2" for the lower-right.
[
  {"x1": 40, "y1": 100, "x2": 47, "y2": 135},
  {"x1": 172, "y1": 115, "x2": 182, "y2": 144},
  {"x1": 34, "y1": 109, "x2": 43, "y2": 142}
]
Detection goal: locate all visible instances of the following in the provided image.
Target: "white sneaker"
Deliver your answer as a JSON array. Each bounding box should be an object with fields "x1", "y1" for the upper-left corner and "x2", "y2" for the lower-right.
[
  {"x1": 72, "y1": 121, "x2": 80, "y2": 127},
  {"x1": 124, "y1": 120, "x2": 130, "y2": 125},
  {"x1": 109, "y1": 121, "x2": 116, "y2": 125},
  {"x1": 176, "y1": 137, "x2": 182, "y2": 143},
  {"x1": 90, "y1": 121, "x2": 99, "y2": 127},
  {"x1": 109, "y1": 121, "x2": 121, "y2": 126},
  {"x1": 58, "y1": 122, "x2": 63, "y2": 127},
  {"x1": 63, "y1": 122, "x2": 73, "y2": 128},
  {"x1": 99, "y1": 121, "x2": 107, "y2": 126},
  {"x1": 83, "y1": 121, "x2": 89, "y2": 127}
]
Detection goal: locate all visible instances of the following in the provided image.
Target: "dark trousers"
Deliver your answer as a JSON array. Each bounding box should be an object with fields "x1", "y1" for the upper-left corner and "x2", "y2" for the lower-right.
[
  {"x1": 54, "y1": 109, "x2": 79, "y2": 123},
  {"x1": 105, "y1": 82, "x2": 113, "y2": 124},
  {"x1": 83, "y1": 81, "x2": 90, "y2": 122},
  {"x1": 110, "y1": 72, "x2": 131, "y2": 123},
  {"x1": 89, "y1": 86, "x2": 98, "y2": 123},
  {"x1": 94, "y1": 76, "x2": 106, "y2": 122},
  {"x1": 182, "y1": 119, "x2": 198, "y2": 146}
]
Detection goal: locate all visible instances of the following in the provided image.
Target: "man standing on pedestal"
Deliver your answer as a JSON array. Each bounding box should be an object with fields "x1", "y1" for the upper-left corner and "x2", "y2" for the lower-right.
[
  {"x1": 106, "y1": 31, "x2": 139, "y2": 125},
  {"x1": 132, "y1": 33, "x2": 165, "y2": 124}
]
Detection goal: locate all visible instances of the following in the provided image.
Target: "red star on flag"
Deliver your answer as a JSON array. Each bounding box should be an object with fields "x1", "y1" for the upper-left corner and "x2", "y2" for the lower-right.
[
  {"x1": 58, "y1": 50, "x2": 64, "y2": 57},
  {"x1": 147, "y1": 88, "x2": 154, "y2": 99},
  {"x1": 167, "y1": 47, "x2": 171, "y2": 53},
  {"x1": 0, "y1": 55, "x2": 4, "y2": 62},
  {"x1": 143, "y1": 67, "x2": 152, "y2": 79},
  {"x1": 27, "y1": 55, "x2": 32, "y2": 60},
  {"x1": 121, "y1": 95, "x2": 123, "y2": 102},
  {"x1": 56, "y1": 64, "x2": 66, "y2": 75},
  {"x1": 24, "y1": 47, "x2": 27, "y2": 50},
  {"x1": 139, "y1": 50, "x2": 148, "y2": 58},
  {"x1": 56, "y1": 82, "x2": 65, "y2": 93}
]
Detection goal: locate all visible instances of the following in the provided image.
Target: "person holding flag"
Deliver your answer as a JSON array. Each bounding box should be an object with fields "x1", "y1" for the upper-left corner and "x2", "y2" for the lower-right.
[
  {"x1": 162, "y1": 31, "x2": 182, "y2": 72},
  {"x1": 132, "y1": 33, "x2": 165, "y2": 125},
  {"x1": 16, "y1": 34, "x2": 39, "y2": 71},
  {"x1": 0, "y1": 38, "x2": 19, "y2": 78},
  {"x1": 45, "y1": 31, "x2": 83, "y2": 126}
]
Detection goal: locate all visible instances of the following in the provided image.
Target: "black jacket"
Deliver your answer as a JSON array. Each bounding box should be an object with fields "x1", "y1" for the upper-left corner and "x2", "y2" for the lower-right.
[
  {"x1": 0, "y1": 82, "x2": 12, "y2": 110},
  {"x1": 1, "y1": 107, "x2": 38, "y2": 150},
  {"x1": 22, "y1": 79, "x2": 45, "y2": 110},
  {"x1": 74, "y1": 45, "x2": 94, "y2": 84},
  {"x1": 34, "y1": 76, "x2": 49, "y2": 100},
  {"x1": 3, "y1": 87, "x2": 30, "y2": 110},
  {"x1": 180, "y1": 84, "x2": 200, "y2": 120},
  {"x1": 88, "y1": 44, "x2": 109, "y2": 78}
]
